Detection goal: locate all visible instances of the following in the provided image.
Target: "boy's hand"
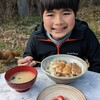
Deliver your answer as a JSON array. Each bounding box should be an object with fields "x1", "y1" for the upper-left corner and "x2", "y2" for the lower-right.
[{"x1": 17, "y1": 56, "x2": 37, "y2": 67}]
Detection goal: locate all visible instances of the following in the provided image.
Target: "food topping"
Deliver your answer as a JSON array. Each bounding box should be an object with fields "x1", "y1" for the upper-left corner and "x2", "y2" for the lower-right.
[
  {"x1": 46, "y1": 60, "x2": 81, "y2": 77},
  {"x1": 53, "y1": 95, "x2": 64, "y2": 100}
]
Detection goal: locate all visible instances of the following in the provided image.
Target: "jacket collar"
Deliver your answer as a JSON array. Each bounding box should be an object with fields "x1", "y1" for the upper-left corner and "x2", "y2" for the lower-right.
[{"x1": 70, "y1": 19, "x2": 88, "y2": 40}]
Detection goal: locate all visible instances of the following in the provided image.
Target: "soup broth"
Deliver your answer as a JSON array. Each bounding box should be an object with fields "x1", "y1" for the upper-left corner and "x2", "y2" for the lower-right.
[{"x1": 9, "y1": 71, "x2": 35, "y2": 84}]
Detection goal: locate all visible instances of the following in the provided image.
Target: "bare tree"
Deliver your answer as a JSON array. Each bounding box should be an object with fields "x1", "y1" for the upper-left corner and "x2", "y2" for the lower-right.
[{"x1": 17, "y1": 0, "x2": 29, "y2": 17}]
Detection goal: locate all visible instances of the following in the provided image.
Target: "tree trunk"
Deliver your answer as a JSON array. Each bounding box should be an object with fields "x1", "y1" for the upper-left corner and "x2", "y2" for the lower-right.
[{"x1": 17, "y1": 0, "x2": 29, "y2": 17}]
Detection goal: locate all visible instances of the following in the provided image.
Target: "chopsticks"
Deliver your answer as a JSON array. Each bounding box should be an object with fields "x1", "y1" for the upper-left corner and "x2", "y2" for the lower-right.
[{"x1": 35, "y1": 61, "x2": 41, "y2": 64}]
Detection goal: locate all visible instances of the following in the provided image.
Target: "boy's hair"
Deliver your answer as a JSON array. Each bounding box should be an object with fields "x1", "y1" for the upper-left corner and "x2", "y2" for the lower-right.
[{"x1": 37, "y1": 0, "x2": 80, "y2": 17}]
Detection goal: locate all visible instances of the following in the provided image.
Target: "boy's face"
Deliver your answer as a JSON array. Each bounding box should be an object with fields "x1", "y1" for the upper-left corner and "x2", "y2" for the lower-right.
[{"x1": 43, "y1": 9, "x2": 75, "y2": 40}]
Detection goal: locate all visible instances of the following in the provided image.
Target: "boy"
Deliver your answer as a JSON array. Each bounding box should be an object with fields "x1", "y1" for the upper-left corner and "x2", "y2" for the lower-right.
[{"x1": 18, "y1": 0, "x2": 100, "y2": 73}]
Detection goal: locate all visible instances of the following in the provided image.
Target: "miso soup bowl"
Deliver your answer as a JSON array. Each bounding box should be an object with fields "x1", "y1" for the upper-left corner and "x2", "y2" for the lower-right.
[{"x1": 5, "y1": 66, "x2": 37, "y2": 92}]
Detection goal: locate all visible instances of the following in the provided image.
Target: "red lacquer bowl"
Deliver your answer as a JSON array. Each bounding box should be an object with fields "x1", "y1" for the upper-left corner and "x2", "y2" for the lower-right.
[{"x1": 5, "y1": 66, "x2": 37, "y2": 92}]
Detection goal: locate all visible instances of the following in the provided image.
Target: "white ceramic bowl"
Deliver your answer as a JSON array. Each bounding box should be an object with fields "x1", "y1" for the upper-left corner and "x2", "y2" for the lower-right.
[{"x1": 41, "y1": 54, "x2": 88, "y2": 84}]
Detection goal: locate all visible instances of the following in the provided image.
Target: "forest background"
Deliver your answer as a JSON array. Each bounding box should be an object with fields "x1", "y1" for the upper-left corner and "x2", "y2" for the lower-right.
[{"x1": 0, "y1": 0, "x2": 100, "y2": 73}]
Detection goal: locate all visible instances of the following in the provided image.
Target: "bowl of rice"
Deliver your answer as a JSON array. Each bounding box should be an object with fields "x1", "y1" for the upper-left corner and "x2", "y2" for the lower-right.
[{"x1": 41, "y1": 54, "x2": 88, "y2": 84}]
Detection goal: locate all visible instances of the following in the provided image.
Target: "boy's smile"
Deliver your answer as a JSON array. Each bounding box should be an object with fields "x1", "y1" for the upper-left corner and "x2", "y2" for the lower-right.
[
  {"x1": 52, "y1": 26, "x2": 67, "y2": 33},
  {"x1": 43, "y1": 9, "x2": 75, "y2": 40}
]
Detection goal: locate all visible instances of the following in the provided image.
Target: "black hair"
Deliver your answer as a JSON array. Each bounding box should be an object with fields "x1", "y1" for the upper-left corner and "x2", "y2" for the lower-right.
[{"x1": 37, "y1": 0, "x2": 80, "y2": 17}]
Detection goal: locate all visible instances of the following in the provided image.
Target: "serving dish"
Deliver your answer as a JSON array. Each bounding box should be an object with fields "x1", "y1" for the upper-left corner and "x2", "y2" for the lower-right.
[
  {"x1": 41, "y1": 54, "x2": 88, "y2": 84},
  {"x1": 37, "y1": 84, "x2": 86, "y2": 100}
]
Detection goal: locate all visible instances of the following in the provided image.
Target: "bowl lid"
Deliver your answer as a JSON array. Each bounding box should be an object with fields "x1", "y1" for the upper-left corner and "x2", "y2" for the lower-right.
[{"x1": 37, "y1": 84, "x2": 86, "y2": 100}]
